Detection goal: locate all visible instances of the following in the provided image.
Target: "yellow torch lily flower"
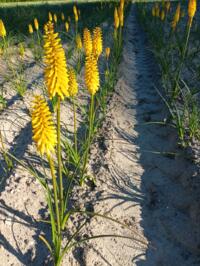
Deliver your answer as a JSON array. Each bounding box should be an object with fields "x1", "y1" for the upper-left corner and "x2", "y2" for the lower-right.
[
  {"x1": 114, "y1": 7, "x2": 119, "y2": 29},
  {"x1": 0, "y1": 20, "x2": 6, "y2": 38},
  {"x1": 48, "y1": 12, "x2": 53, "y2": 22},
  {"x1": 165, "y1": 1, "x2": 170, "y2": 13},
  {"x1": 61, "y1": 12, "x2": 65, "y2": 21},
  {"x1": 85, "y1": 55, "x2": 100, "y2": 96},
  {"x1": 152, "y1": 6, "x2": 156, "y2": 17},
  {"x1": 28, "y1": 24, "x2": 33, "y2": 34},
  {"x1": 155, "y1": 5, "x2": 160, "y2": 17},
  {"x1": 68, "y1": 68, "x2": 78, "y2": 97},
  {"x1": 53, "y1": 14, "x2": 57, "y2": 23},
  {"x1": 76, "y1": 33, "x2": 82, "y2": 50},
  {"x1": 188, "y1": 0, "x2": 197, "y2": 26},
  {"x1": 120, "y1": 0, "x2": 124, "y2": 11},
  {"x1": 75, "y1": 13, "x2": 79, "y2": 23},
  {"x1": 73, "y1": 5, "x2": 79, "y2": 22},
  {"x1": 160, "y1": 10, "x2": 165, "y2": 21},
  {"x1": 171, "y1": 3, "x2": 181, "y2": 31},
  {"x1": 44, "y1": 21, "x2": 69, "y2": 100},
  {"x1": 34, "y1": 18, "x2": 39, "y2": 31},
  {"x1": 105, "y1": 47, "x2": 110, "y2": 60},
  {"x1": 31, "y1": 95, "x2": 57, "y2": 156},
  {"x1": 118, "y1": 6, "x2": 124, "y2": 27},
  {"x1": 83, "y1": 28, "x2": 93, "y2": 56},
  {"x1": 65, "y1": 22, "x2": 69, "y2": 32},
  {"x1": 92, "y1": 27, "x2": 103, "y2": 60},
  {"x1": 73, "y1": 5, "x2": 78, "y2": 16}
]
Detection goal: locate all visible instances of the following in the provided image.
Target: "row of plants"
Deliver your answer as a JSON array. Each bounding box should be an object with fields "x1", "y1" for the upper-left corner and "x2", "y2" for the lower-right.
[
  {"x1": 0, "y1": 0, "x2": 64, "y2": 2},
  {"x1": 0, "y1": 1, "x2": 146, "y2": 265},
  {"x1": 137, "y1": 0, "x2": 199, "y2": 148},
  {"x1": 0, "y1": 1, "x2": 116, "y2": 34},
  {"x1": 0, "y1": 2, "x2": 116, "y2": 111},
  {"x1": 0, "y1": 3, "x2": 116, "y2": 181}
]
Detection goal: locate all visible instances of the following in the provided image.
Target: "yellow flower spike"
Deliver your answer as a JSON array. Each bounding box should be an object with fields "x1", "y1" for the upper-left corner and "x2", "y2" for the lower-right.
[
  {"x1": 85, "y1": 54, "x2": 100, "y2": 96},
  {"x1": 28, "y1": 24, "x2": 33, "y2": 34},
  {"x1": 188, "y1": 0, "x2": 197, "y2": 27},
  {"x1": 44, "y1": 24, "x2": 48, "y2": 32},
  {"x1": 92, "y1": 27, "x2": 103, "y2": 60},
  {"x1": 120, "y1": 0, "x2": 124, "y2": 11},
  {"x1": 53, "y1": 14, "x2": 57, "y2": 23},
  {"x1": 171, "y1": 3, "x2": 181, "y2": 31},
  {"x1": 73, "y1": 5, "x2": 79, "y2": 22},
  {"x1": 75, "y1": 13, "x2": 79, "y2": 23},
  {"x1": 160, "y1": 9, "x2": 165, "y2": 21},
  {"x1": 76, "y1": 33, "x2": 82, "y2": 50},
  {"x1": 48, "y1": 12, "x2": 53, "y2": 21},
  {"x1": 105, "y1": 47, "x2": 110, "y2": 60},
  {"x1": 118, "y1": 6, "x2": 124, "y2": 27},
  {"x1": 83, "y1": 28, "x2": 93, "y2": 56},
  {"x1": 31, "y1": 95, "x2": 57, "y2": 156},
  {"x1": 114, "y1": 7, "x2": 119, "y2": 29},
  {"x1": 165, "y1": 1, "x2": 170, "y2": 13},
  {"x1": 155, "y1": 5, "x2": 160, "y2": 17},
  {"x1": 68, "y1": 68, "x2": 78, "y2": 97},
  {"x1": 73, "y1": 5, "x2": 78, "y2": 16},
  {"x1": 61, "y1": 12, "x2": 65, "y2": 21},
  {"x1": 0, "y1": 20, "x2": 6, "y2": 38},
  {"x1": 34, "y1": 18, "x2": 39, "y2": 31},
  {"x1": 65, "y1": 22, "x2": 69, "y2": 32},
  {"x1": 44, "y1": 21, "x2": 69, "y2": 100},
  {"x1": 152, "y1": 6, "x2": 156, "y2": 17}
]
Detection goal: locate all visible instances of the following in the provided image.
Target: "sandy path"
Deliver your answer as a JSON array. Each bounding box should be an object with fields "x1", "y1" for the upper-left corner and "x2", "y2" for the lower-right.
[{"x1": 0, "y1": 4, "x2": 200, "y2": 266}]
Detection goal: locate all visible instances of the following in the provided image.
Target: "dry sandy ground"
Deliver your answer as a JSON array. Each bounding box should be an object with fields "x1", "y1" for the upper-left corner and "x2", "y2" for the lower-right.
[{"x1": 0, "y1": 5, "x2": 200, "y2": 266}]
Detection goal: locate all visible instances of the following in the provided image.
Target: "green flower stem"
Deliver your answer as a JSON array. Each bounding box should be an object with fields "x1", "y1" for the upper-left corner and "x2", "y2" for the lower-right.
[
  {"x1": 77, "y1": 50, "x2": 81, "y2": 73},
  {"x1": 57, "y1": 96, "x2": 64, "y2": 220},
  {"x1": 75, "y1": 21, "x2": 78, "y2": 39},
  {"x1": 36, "y1": 30, "x2": 41, "y2": 47},
  {"x1": 2, "y1": 36, "x2": 7, "y2": 53},
  {"x1": 48, "y1": 155, "x2": 61, "y2": 236},
  {"x1": 119, "y1": 26, "x2": 122, "y2": 50},
  {"x1": 81, "y1": 94, "x2": 94, "y2": 184},
  {"x1": 72, "y1": 96, "x2": 77, "y2": 154}
]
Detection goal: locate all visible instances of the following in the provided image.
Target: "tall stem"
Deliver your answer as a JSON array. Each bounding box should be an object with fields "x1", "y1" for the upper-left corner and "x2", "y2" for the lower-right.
[
  {"x1": 119, "y1": 26, "x2": 122, "y2": 52},
  {"x1": 72, "y1": 97, "x2": 77, "y2": 154},
  {"x1": 75, "y1": 21, "x2": 78, "y2": 39},
  {"x1": 37, "y1": 30, "x2": 41, "y2": 47},
  {"x1": 81, "y1": 94, "x2": 94, "y2": 183},
  {"x1": 3, "y1": 36, "x2": 6, "y2": 54},
  {"x1": 57, "y1": 97, "x2": 64, "y2": 220},
  {"x1": 48, "y1": 156, "x2": 61, "y2": 235}
]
